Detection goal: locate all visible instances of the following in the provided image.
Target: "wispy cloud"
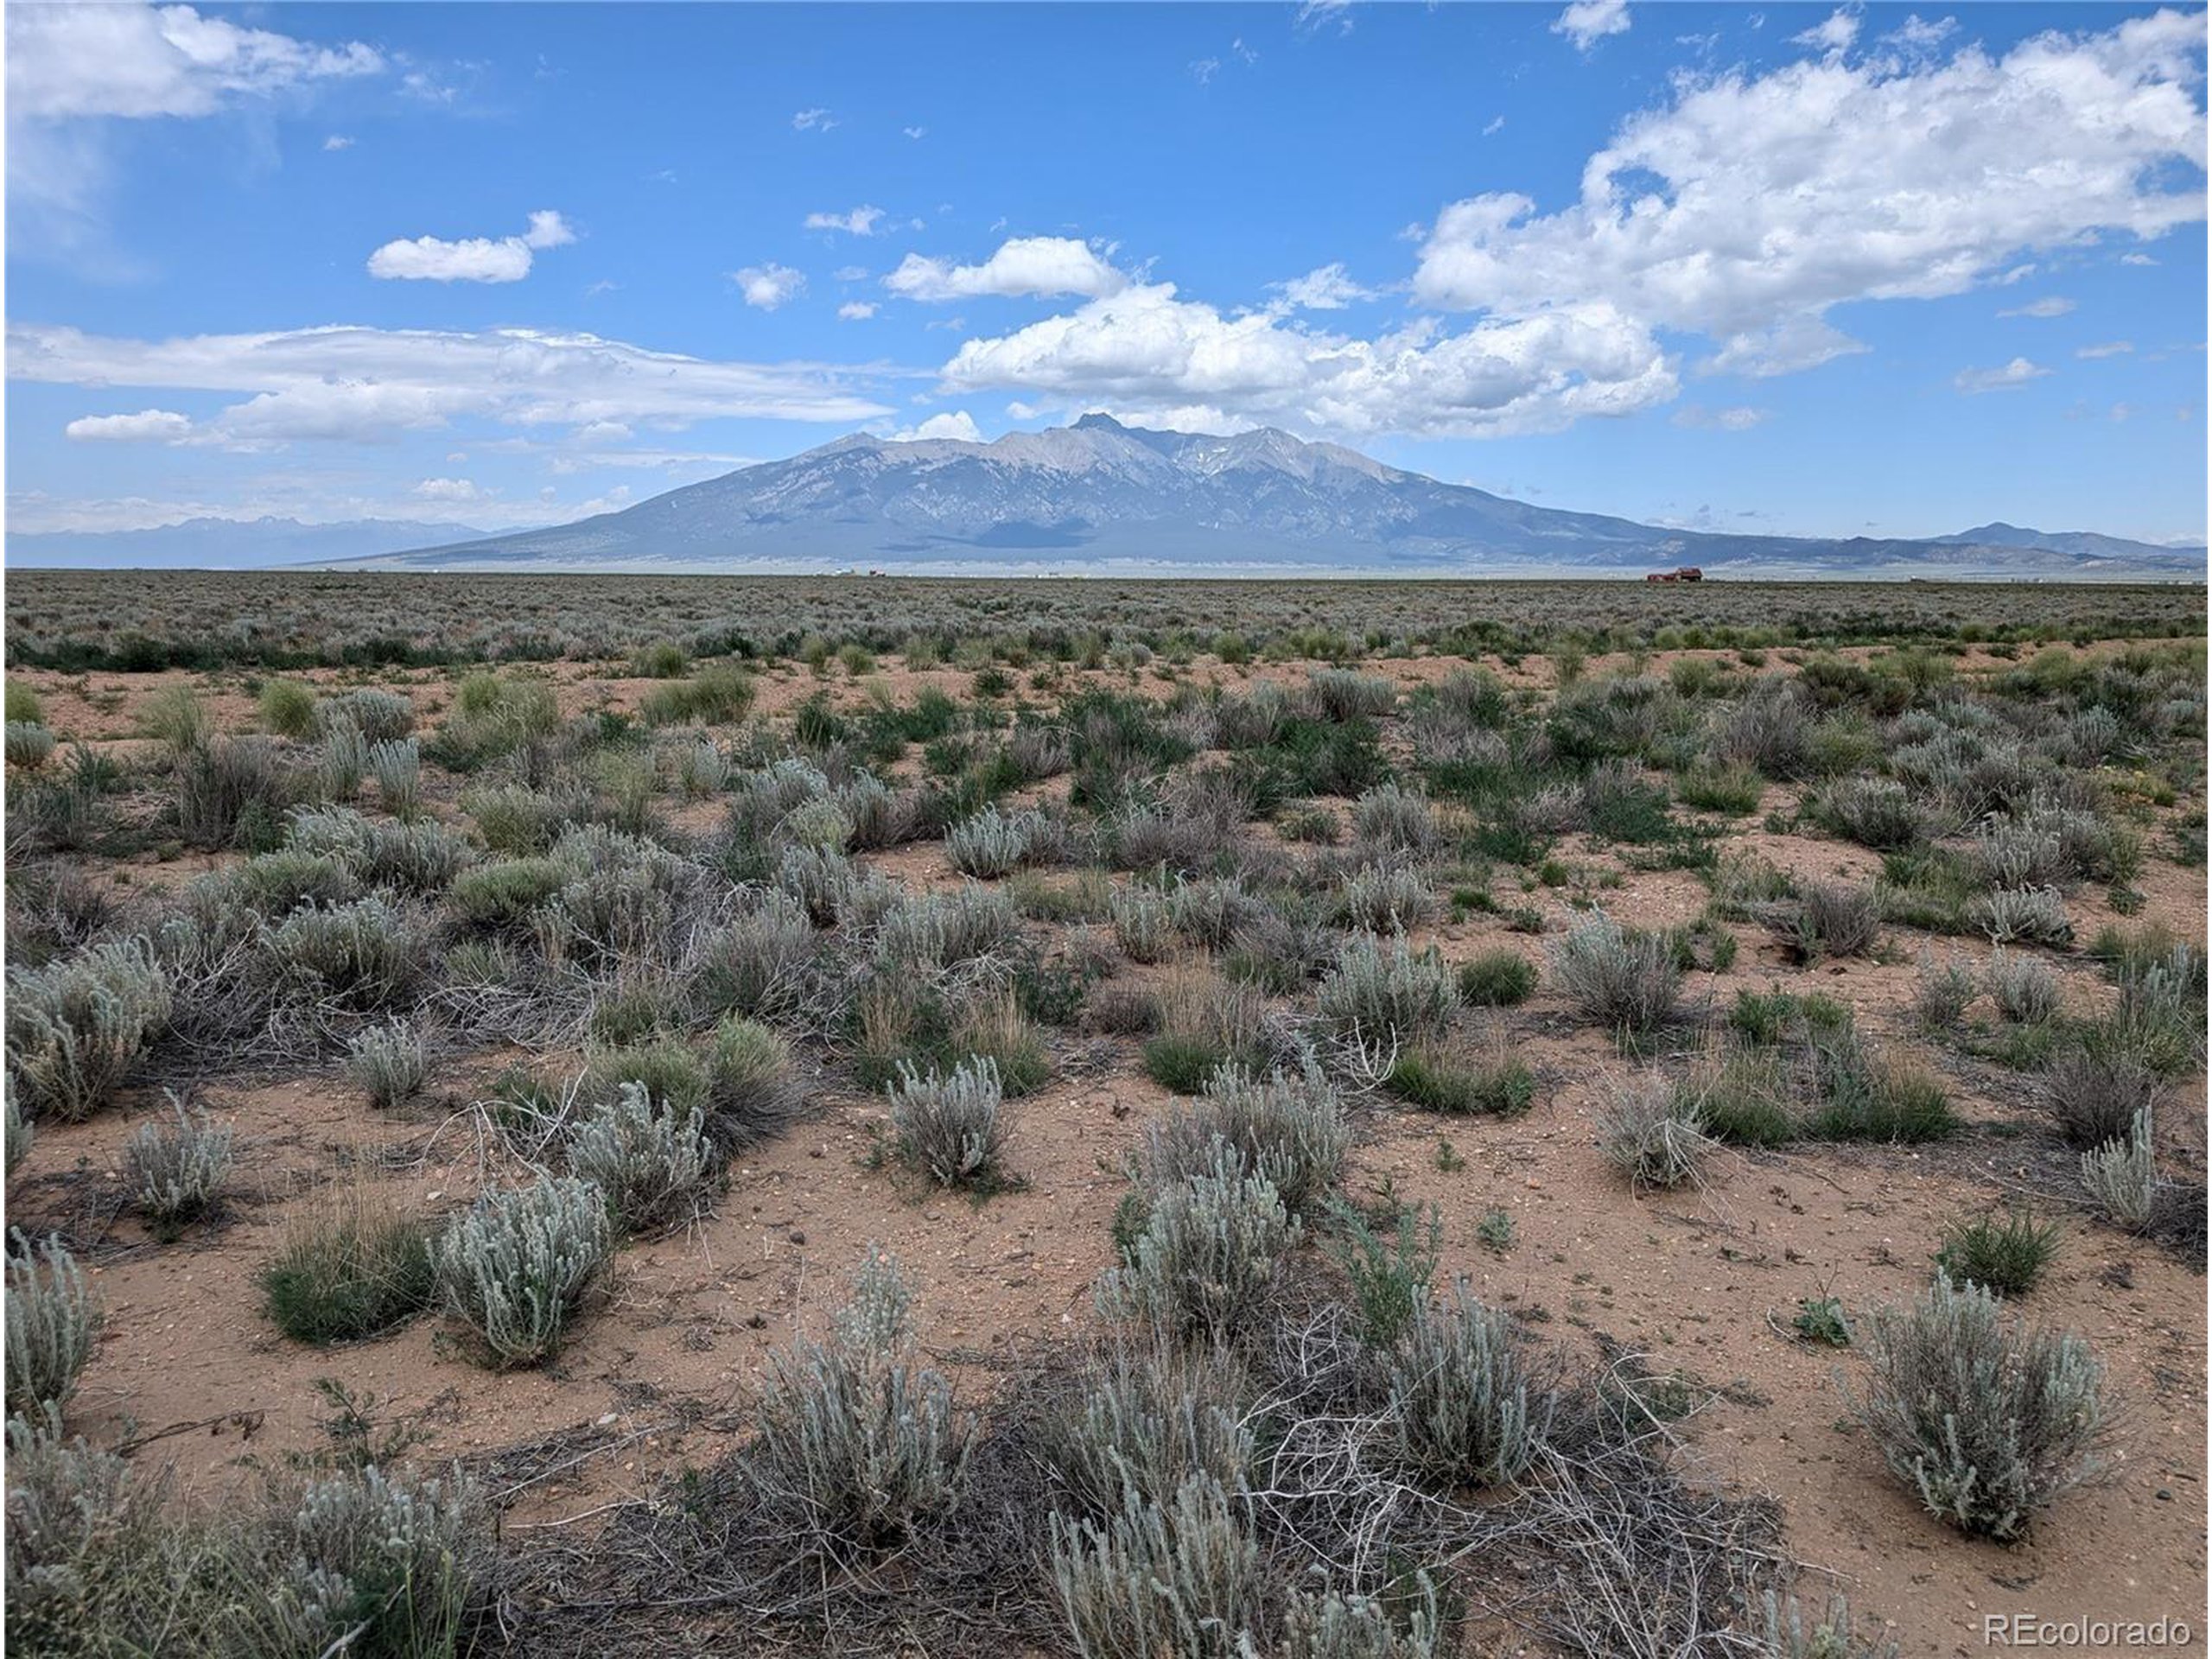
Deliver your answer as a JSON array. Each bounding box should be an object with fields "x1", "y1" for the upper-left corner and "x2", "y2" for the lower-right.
[
  {"x1": 730, "y1": 263, "x2": 806, "y2": 309},
  {"x1": 1954, "y1": 357, "x2": 2050, "y2": 394}
]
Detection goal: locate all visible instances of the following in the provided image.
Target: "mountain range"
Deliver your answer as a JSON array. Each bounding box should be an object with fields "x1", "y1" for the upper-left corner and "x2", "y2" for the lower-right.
[
  {"x1": 10, "y1": 418, "x2": 2202, "y2": 578},
  {"x1": 10, "y1": 516, "x2": 490, "y2": 570}
]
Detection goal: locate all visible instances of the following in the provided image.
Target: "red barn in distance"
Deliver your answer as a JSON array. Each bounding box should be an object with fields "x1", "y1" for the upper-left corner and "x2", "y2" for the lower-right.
[{"x1": 1644, "y1": 566, "x2": 1705, "y2": 583}]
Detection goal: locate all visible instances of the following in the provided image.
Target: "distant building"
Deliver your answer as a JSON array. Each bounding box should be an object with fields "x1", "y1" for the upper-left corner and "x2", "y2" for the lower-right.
[{"x1": 1645, "y1": 566, "x2": 1705, "y2": 583}]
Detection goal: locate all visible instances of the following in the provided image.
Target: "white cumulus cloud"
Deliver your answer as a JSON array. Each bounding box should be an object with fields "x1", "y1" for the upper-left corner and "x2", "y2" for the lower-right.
[
  {"x1": 1414, "y1": 11, "x2": 2207, "y2": 377},
  {"x1": 1552, "y1": 0, "x2": 1630, "y2": 52},
  {"x1": 367, "y1": 210, "x2": 575, "y2": 283},
  {"x1": 885, "y1": 236, "x2": 1127, "y2": 302},
  {"x1": 837, "y1": 302, "x2": 879, "y2": 321},
  {"x1": 940, "y1": 283, "x2": 1675, "y2": 439},
  {"x1": 1791, "y1": 9, "x2": 1859, "y2": 53},
  {"x1": 889, "y1": 410, "x2": 985, "y2": 443},
  {"x1": 64, "y1": 408, "x2": 195, "y2": 443},
  {"x1": 731, "y1": 264, "x2": 806, "y2": 309}
]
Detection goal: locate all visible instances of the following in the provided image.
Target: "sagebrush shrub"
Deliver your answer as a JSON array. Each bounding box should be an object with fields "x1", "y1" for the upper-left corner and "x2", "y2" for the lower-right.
[
  {"x1": 3, "y1": 1418, "x2": 182, "y2": 1652},
  {"x1": 753, "y1": 1249, "x2": 974, "y2": 1551},
  {"x1": 256, "y1": 1464, "x2": 487, "y2": 1656},
  {"x1": 1818, "y1": 776, "x2": 1930, "y2": 851},
  {"x1": 1986, "y1": 950, "x2": 2059, "y2": 1025},
  {"x1": 696, "y1": 891, "x2": 818, "y2": 1021},
  {"x1": 877, "y1": 883, "x2": 1020, "y2": 970},
  {"x1": 345, "y1": 1019, "x2": 428, "y2": 1107},
  {"x1": 1042, "y1": 1340, "x2": 1254, "y2": 1518},
  {"x1": 1549, "y1": 915, "x2": 1682, "y2": 1037},
  {"x1": 367, "y1": 738, "x2": 421, "y2": 819},
  {"x1": 1790, "y1": 881, "x2": 1881, "y2": 961},
  {"x1": 1138, "y1": 1063, "x2": 1348, "y2": 1217},
  {"x1": 316, "y1": 687, "x2": 415, "y2": 744},
  {"x1": 268, "y1": 897, "x2": 422, "y2": 1010},
  {"x1": 1969, "y1": 886, "x2": 2072, "y2": 947},
  {"x1": 1330, "y1": 861, "x2": 1438, "y2": 931},
  {"x1": 889, "y1": 1056, "x2": 1007, "y2": 1188},
  {"x1": 945, "y1": 804, "x2": 1042, "y2": 878},
  {"x1": 6, "y1": 938, "x2": 172, "y2": 1122},
  {"x1": 6, "y1": 1233, "x2": 100, "y2": 1416},
  {"x1": 5, "y1": 1078, "x2": 33, "y2": 1179},
  {"x1": 1102, "y1": 1147, "x2": 1299, "y2": 1342},
  {"x1": 1911, "y1": 951, "x2": 1979, "y2": 1031},
  {"x1": 1389, "y1": 1279, "x2": 1541, "y2": 1489},
  {"x1": 435, "y1": 1176, "x2": 614, "y2": 1366},
  {"x1": 2080, "y1": 1108, "x2": 2158, "y2": 1230},
  {"x1": 1316, "y1": 934, "x2": 1459, "y2": 1049},
  {"x1": 1110, "y1": 884, "x2": 1174, "y2": 963},
  {"x1": 1850, "y1": 1274, "x2": 2105, "y2": 1541},
  {"x1": 1351, "y1": 781, "x2": 1434, "y2": 851},
  {"x1": 2042, "y1": 1042, "x2": 2158, "y2": 1149},
  {"x1": 124, "y1": 1096, "x2": 234, "y2": 1227},
  {"x1": 1049, "y1": 1472, "x2": 1260, "y2": 1659},
  {"x1": 569, "y1": 1082, "x2": 716, "y2": 1230},
  {"x1": 177, "y1": 737, "x2": 291, "y2": 850}
]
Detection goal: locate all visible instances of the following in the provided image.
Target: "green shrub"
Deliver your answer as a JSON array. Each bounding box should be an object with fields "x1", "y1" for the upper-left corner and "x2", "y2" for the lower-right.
[
  {"x1": 1384, "y1": 1049, "x2": 1534, "y2": 1116},
  {"x1": 1324, "y1": 1198, "x2": 1440, "y2": 1347},
  {"x1": 257, "y1": 680, "x2": 318, "y2": 738},
  {"x1": 5, "y1": 721, "x2": 57, "y2": 770},
  {"x1": 640, "y1": 663, "x2": 755, "y2": 726},
  {"x1": 1937, "y1": 1209, "x2": 2060, "y2": 1298},
  {"x1": 1458, "y1": 949, "x2": 1536, "y2": 1007},
  {"x1": 261, "y1": 1179, "x2": 436, "y2": 1344},
  {"x1": 137, "y1": 684, "x2": 211, "y2": 752},
  {"x1": 1142, "y1": 1033, "x2": 1228, "y2": 1095},
  {"x1": 1850, "y1": 1274, "x2": 2105, "y2": 1541}
]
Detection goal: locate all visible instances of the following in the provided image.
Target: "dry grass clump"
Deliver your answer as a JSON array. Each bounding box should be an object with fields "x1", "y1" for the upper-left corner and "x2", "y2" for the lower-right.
[{"x1": 1595, "y1": 1072, "x2": 1714, "y2": 1190}]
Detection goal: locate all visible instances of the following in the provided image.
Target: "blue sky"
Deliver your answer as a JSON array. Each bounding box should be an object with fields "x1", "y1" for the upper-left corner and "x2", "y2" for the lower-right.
[{"x1": 6, "y1": 1, "x2": 2207, "y2": 549}]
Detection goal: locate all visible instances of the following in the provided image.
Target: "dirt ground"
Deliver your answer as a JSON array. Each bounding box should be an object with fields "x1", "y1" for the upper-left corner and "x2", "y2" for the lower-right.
[{"x1": 6, "y1": 641, "x2": 2206, "y2": 1656}]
